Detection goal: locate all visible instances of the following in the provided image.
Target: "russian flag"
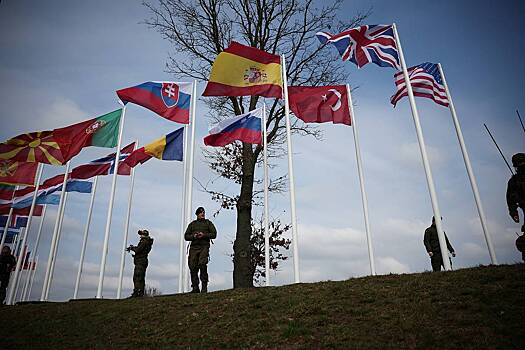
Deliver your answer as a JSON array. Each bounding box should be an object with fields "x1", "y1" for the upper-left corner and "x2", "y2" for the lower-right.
[
  {"x1": 204, "y1": 108, "x2": 263, "y2": 147},
  {"x1": 116, "y1": 81, "x2": 193, "y2": 124}
]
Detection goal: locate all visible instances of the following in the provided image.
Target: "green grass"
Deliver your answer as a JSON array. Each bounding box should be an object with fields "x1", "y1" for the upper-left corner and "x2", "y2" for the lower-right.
[{"x1": 1, "y1": 264, "x2": 524, "y2": 349}]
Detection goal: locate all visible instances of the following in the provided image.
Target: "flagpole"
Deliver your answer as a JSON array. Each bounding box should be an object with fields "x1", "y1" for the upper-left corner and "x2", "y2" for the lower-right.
[
  {"x1": 178, "y1": 126, "x2": 189, "y2": 293},
  {"x1": 281, "y1": 54, "x2": 300, "y2": 283},
  {"x1": 97, "y1": 106, "x2": 126, "y2": 299},
  {"x1": 41, "y1": 161, "x2": 71, "y2": 301},
  {"x1": 45, "y1": 191, "x2": 69, "y2": 299},
  {"x1": 14, "y1": 245, "x2": 27, "y2": 302},
  {"x1": 117, "y1": 142, "x2": 138, "y2": 299},
  {"x1": 27, "y1": 255, "x2": 38, "y2": 301},
  {"x1": 262, "y1": 103, "x2": 271, "y2": 286},
  {"x1": 393, "y1": 23, "x2": 451, "y2": 271},
  {"x1": 6, "y1": 164, "x2": 44, "y2": 305},
  {"x1": 346, "y1": 85, "x2": 376, "y2": 275},
  {"x1": 0, "y1": 185, "x2": 18, "y2": 253},
  {"x1": 22, "y1": 204, "x2": 47, "y2": 301},
  {"x1": 183, "y1": 80, "x2": 198, "y2": 292},
  {"x1": 438, "y1": 63, "x2": 497, "y2": 264},
  {"x1": 7, "y1": 163, "x2": 44, "y2": 305},
  {"x1": 72, "y1": 177, "x2": 98, "y2": 300}
]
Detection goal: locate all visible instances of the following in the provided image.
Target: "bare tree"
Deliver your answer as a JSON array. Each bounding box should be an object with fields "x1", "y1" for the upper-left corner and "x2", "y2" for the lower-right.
[{"x1": 144, "y1": 0, "x2": 368, "y2": 287}]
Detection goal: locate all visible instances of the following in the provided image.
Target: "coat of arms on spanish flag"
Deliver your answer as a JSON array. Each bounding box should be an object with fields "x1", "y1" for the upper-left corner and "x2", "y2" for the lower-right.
[{"x1": 202, "y1": 41, "x2": 283, "y2": 98}]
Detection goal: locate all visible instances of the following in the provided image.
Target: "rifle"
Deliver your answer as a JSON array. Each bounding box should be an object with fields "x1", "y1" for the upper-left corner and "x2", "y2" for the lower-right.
[{"x1": 483, "y1": 123, "x2": 514, "y2": 175}]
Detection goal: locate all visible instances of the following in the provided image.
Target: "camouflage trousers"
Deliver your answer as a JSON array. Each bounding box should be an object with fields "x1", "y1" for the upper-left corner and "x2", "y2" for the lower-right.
[
  {"x1": 133, "y1": 260, "x2": 148, "y2": 295},
  {"x1": 188, "y1": 245, "x2": 209, "y2": 289},
  {"x1": 0, "y1": 273, "x2": 10, "y2": 304}
]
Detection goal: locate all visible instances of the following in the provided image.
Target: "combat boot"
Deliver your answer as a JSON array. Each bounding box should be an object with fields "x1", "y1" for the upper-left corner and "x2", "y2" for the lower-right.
[
  {"x1": 201, "y1": 283, "x2": 207, "y2": 293},
  {"x1": 190, "y1": 287, "x2": 200, "y2": 293}
]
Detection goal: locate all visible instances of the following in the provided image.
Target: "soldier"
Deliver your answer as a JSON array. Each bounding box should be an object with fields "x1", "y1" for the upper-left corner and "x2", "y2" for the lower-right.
[
  {"x1": 185, "y1": 207, "x2": 217, "y2": 293},
  {"x1": 0, "y1": 246, "x2": 16, "y2": 304},
  {"x1": 507, "y1": 153, "x2": 525, "y2": 261},
  {"x1": 424, "y1": 217, "x2": 456, "y2": 272},
  {"x1": 126, "y1": 229, "x2": 154, "y2": 298}
]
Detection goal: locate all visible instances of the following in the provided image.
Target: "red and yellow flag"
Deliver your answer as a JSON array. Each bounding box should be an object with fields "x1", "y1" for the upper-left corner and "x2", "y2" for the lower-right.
[
  {"x1": 202, "y1": 41, "x2": 283, "y2": 98},
  {"x1": 0, "y1": 131, "x2": 64, "y2": 165},
  {"x1": 0, "y1": 160, "x2": 38, "y2": 186}
]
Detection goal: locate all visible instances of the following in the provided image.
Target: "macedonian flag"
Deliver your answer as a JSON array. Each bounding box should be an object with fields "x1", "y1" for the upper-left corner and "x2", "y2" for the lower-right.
[
  {"x1": 0, "y1": 109, "x2": 122, "y2": 165},
  {"x1": 202, "y1": 41, "x2": 283, "y2": 98}
]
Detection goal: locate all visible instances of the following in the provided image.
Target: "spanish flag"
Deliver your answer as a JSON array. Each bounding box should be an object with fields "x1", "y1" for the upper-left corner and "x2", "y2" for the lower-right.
[
  {"x1": 202, "y1": 41, "x2": 283, "y2": 98},
  {"x1": 124, "y1": 128, "x2": 184, "y2": 167}
]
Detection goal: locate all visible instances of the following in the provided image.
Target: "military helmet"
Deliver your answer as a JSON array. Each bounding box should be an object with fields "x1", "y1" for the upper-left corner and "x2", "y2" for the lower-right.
[
  {"x1": 138, "y1": 229, "x2": 149, "y2": 236},
  {"x1": 512, "y1": 153, "x2": 525, "y2": 167}
]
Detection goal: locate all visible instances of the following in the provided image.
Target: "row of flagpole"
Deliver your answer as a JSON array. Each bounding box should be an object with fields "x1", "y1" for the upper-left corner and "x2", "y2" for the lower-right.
[{"x1": 2, "y1": 22, "x2": 499, "y2": 302}]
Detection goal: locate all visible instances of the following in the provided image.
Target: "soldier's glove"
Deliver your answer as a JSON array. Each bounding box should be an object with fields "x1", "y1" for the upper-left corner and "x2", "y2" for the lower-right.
[
  {"x1": 126, "y1": 245, "x2": 133, "y2": 252},
  {"x1": 510, "y1": 210, "x2": 520, "y2": 223}
]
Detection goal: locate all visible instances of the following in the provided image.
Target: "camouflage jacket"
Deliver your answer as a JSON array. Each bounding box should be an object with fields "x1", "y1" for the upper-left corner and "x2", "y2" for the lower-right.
[{"x1": 184, "y1": 219, "x2": 217, "y2": 247}]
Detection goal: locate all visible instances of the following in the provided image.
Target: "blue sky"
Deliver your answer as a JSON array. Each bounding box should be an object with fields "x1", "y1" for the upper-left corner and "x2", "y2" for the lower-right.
[{"x1": 0, "y1": 0, "x2": 524, "y2": 301}]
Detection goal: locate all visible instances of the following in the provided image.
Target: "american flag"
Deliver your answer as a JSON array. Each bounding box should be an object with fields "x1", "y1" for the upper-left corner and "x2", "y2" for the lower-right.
[
  {"x1": 316, "y1": 24, "x2": 400, "y2": 69},
  {"x1": 390, "y1": 62, "x2": 449, "y2": 107}
]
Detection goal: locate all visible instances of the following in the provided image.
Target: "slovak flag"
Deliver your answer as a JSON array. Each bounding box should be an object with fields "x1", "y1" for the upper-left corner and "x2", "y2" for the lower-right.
[
  {"x1": 116, "y1": 82, "x2": 193, "y2": 124},
  {"x1": 204, "y1": 108, "x2": 262, "y2": 147}
]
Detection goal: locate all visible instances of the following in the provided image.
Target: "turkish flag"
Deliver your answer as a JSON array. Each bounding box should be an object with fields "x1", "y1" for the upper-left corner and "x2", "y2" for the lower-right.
[{"x1": 288, "y1": 86, "x2": 351, "y2": 125}]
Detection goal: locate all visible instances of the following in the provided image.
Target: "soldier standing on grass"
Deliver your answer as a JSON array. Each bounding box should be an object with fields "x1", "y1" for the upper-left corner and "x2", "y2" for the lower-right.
[
  {"x1": 185, "y1": 207, "x2": 217, "y2": 293},
  {"x1": 126, "y1": 229, "x2": 154, "y2": 298},
  {"x1": 507, "y1": 153, "x2": 525, "y2": 261},
  {"x1": 424, "y1": 217, "x2": 456, "y2": 271},
  {"x1": 0, "y1": 246, "x2": 16, "y2": 304}
]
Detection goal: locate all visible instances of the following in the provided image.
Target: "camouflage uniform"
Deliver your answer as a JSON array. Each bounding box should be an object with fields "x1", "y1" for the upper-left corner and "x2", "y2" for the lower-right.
[
  {"x1": 424, "y1": 224, "x2": 455, "y2": 272},
  {"x1": 507, "y1": 153, "x2": 525, "y2": 261},
  {"x1": 185, "y1": 218, "x2": 217, "y2": 292},
  {"x1": 130, "y1": 235, "x2": 154, "y2": 297},
  {"x1": 0, "y1": 250, "x2": 16, "y2": 304}
]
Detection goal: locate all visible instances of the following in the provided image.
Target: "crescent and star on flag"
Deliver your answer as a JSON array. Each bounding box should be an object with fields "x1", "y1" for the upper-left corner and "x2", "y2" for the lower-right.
[{"x1": 321, "y1": 89, "x2": 342, "y2": 111}]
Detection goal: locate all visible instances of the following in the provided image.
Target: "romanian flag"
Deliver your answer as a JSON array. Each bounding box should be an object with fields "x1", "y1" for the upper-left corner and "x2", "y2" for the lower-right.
[
  {"x1": 202, "y1": 42, "x2": 283, "y2": 98},
  {"x1": 0, "y1": 110, "x2": 122, "y2": 165},
  {"x1": 124, "y1": 128, "x2": 184, "y2": 167}
]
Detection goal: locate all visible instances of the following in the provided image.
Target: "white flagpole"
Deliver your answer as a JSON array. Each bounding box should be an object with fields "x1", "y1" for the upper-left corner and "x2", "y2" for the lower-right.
[
  {"x1": 0, "y1": 186, "x2": 18, "y2": 253},
  {"x1": 346, "y1": 85, "x2": 376, "y2": 275},
  {"x1": 97, "y1": 107, "x2": 126, "y2": 299},
  {"x1": 183, "y1": 80, "x2": 198, "y2": 292},
  {"x1": 262, "y1": 103, "x2": 271, "y2": 286},
  {"x1": 41, "y1": 161, "x2": 71, "y2": 301},
  {"x1": 438, "y1": 63, "x2": 497, "y2": 264},
  {"x1": 46, "y1": 191, "x2": 69, "y2": 299},
  {"x1": 21, "y1": 204, "x2": 46, "y2": 301},
  {"x1": 21, "y1": 251, "x2": 32, "y2": 301},
  {"x1": 281, "y1": 54, "x2": 300, "y2": 283},
  {"x1": 15, "y1": 247, "x2": 27, "y2": 302},
  {"x1": 26, "y1": 255, "x2": 39, "y2": 301},
  {"x1": 178, "y1": 126, "x2": 189, "y2": 293},
  {"x1": 73, "y1": 177, "x2": 98, "y2": 299},
  {"x1": 12, "y1": 232, "x2": 20, "y2": 256},
  {"x1": 6, "y1": 164, "x2": 44, "y2": 305},
  {"x1": 393, "y1": 23, "x2": 451, "y2": 271},
  {"x1": 117, "y1": 142, "x2": 138, "y2": 299}
]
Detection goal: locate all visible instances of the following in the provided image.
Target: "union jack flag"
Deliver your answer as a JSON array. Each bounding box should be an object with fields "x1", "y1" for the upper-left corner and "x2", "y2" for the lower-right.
[
  {"x1": 317, "y1": 24, "x2": 400, "y2": 69},
  {"x1": 390, "y1": 62, "x2": 449, "y2": 107}
]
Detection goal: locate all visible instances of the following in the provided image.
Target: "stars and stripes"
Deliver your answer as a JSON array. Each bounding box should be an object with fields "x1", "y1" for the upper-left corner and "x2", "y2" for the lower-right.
[
  {"x1": 317, "y1": 24, "x2": 400, "y2": 69},
  {"x1": 390, "y1": 62, "x2": 449, "y2": 107}
]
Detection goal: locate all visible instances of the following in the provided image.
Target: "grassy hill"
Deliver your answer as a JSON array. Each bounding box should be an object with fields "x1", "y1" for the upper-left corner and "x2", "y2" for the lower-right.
[{"x1": 1, "y1": 264, "x2": 524, "y2": 349}]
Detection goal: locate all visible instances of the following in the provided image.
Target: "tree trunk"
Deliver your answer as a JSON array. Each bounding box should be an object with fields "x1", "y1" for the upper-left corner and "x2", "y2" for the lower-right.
[{"x1": 233, "y1": 142, "x2": 256, "y2": 288}]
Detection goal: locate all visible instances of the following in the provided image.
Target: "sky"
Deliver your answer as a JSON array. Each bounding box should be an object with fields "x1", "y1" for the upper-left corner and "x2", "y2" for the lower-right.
[{"x1": 0, "y1": 0, "x2": 524, "y2": 301}]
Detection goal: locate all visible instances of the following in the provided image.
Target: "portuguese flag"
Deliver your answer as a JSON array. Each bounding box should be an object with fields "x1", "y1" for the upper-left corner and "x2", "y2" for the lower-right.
[
  {"x1": 0, "y1": 109, "x2": 122, "y2": 165},
  {"x1": 202, "y1": 41, "x2": 283, "y2": 98}
]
